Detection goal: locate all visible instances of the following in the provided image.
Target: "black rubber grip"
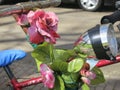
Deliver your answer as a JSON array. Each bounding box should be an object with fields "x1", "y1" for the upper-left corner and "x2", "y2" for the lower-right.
[{"x1": 101, "y1": 10, "x2": 120, "y2": 24}]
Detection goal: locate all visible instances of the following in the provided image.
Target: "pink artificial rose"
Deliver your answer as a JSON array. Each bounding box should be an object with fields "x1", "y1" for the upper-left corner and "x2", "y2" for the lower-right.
[
  {"x1": 85, "y1": 71, "x2": 96, "y2": 80},
  {"x1": 17, "y1": 10, "x2": 60, "y2": 44},
  {"x1": 40, "y1": 64, "x2": 55, "y2": 89},
  {"x1": 80, "y1": 67, "x2": 96, "y2": 85},
  {"x1": 17, "y1": 14, "x2": 29, "y2": 25},
  {"x1": 80, "y1": 69, "x2": 96, "y2": 80},
  {"x1": 27, "y1": 10, "x2": 60, "y2": 44},
  {"x1": 80, "y1": 69, "x2": 87, "y2": 76},
  {"x1": 81, "y1": 77, "x2": 91, "y2": 85}
]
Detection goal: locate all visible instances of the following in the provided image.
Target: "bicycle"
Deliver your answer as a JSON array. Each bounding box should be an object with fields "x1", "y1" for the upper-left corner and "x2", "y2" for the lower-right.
[{"x1": 0, "y1": 0, "x2": 120, "y2": 90}]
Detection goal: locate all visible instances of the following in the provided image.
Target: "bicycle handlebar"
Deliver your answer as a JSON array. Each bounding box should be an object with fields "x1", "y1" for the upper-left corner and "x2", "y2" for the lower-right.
[
  {"x1": 0, "y1": 0, "x2": 61, "y2": 17},
  {"x1": 101, "y1": 10, "x2": 120, "y2": 24}
]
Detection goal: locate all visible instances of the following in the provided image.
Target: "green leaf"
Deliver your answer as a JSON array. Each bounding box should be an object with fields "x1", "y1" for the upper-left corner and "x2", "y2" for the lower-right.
[
  {"x1": 81, "y1": 84, "x2": 90, "y2": 90},
  {"x1": 74, "y1": 44, "x2": 92, "y2": 59},
  {"x1": 91, "y1": 67, "x2": 105, "y2": 85},
  {"x1": 50, "y1": 61, "x2": 68, "y2": 73},
  {"x1": 34, "y1": 58, "x2": 42, "y2": 71},
  {"x1": 68, "y1": 58, "x2": 84, "y2": 73},
  {"x1": 51, "y1": 75, "x2": 65, "y2": 90},
  {"x1": 62, "y1": 73, "x2": 79, "y2": 86},
  {"x1": 78, "y1": 53, "x2": 87, "y2": 59},
  {"x1": 31, "y1": 42, "x2": 54, "y2": 64},
  {"x1": 54, "y1": 49, "x2": 76, "y2": 62}
]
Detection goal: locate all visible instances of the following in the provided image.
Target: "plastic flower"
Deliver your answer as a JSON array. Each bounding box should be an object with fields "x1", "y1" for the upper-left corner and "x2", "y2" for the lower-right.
[
  {"x1": 27, "y1": 10, "x2": 60, "y2": 44},
  {"x1": 17, "y1": 10, "x2": 60, "y2": 44},
  {"x1": 81, "y1": 77, "x2": 91, "y2": 85},
  {"x1": 86, "y1": 71, "x2": 96, "y2": 80},
  {"x1": 17, "y1": 14, "x2": 29, "y2": 25},
  {"x1": 16, "y1": 9, "x2": 105, "y2": 90},
  {"x1": 80, "y1": 69, "x2": 96, "y2": 79},
  {"x1": 40, "y1": 64, "x2": 55, "y2": 89},
  {"x1": 80, "y1": 70, "x2": 96, "y2": 85},
  {"x1": 80, "y1": 63, "x2": 96, "y2": 85}
]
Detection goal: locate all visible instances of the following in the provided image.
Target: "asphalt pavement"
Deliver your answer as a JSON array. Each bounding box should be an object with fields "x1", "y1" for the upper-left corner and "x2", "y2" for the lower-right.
[{"x1": 0, "y1": 5, "x2": 120, "y2": 90}]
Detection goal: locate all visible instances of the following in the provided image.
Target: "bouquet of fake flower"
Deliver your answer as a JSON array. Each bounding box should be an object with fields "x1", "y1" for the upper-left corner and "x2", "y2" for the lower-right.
[{"x1": 17, "y1": 9, "x2": 105, "y2": 90}]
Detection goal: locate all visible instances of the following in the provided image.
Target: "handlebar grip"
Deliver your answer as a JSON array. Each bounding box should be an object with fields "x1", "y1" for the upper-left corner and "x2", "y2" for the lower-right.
[{"x1": 101, "y1": 10, "x2": 120, "y2": 24}]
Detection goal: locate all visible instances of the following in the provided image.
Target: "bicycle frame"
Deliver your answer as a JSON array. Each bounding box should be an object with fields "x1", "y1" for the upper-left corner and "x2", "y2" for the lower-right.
[
  {"x1": 3, "y1": 55, "x2": 120, "y2": 90},
  {"x1": 96, "y1": 55, "x2": 120, "y2": 67},
  {"x1": 4, "y1": 65, "x2": 43, "y2": 90}
]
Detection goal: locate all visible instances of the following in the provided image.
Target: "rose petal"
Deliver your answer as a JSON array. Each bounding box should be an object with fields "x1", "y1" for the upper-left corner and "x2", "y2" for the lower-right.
[
  {"x1": 27, "y1": 11, "x2": 35, "y2": 24},
  {"x1": 45, "y1": 12, "x2": 59, "y2": 26},
  {"x1": 86, "y1": 71, "x2": 96, "y2": 80},
  {"x1": 80, "y1": 69, "x2": 87, "y2": 76},
  {"x1": 81, "y1": 77, "x2": 91, "y2": 85},
  {"x1": 28, "y1": 25, "x2": 44, "y2": 44},
  {"x1": 40, "y1": 64, "x2": 55, "y2": 88},
  {"x1": 17, "y1": 14, "x2": 29, "y2": 25}
]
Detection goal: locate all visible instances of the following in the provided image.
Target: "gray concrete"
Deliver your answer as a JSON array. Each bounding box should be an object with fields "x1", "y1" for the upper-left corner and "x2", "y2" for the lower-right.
[{"x1": 0, "y1": 5, "x2": 120, "y2": 90}]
